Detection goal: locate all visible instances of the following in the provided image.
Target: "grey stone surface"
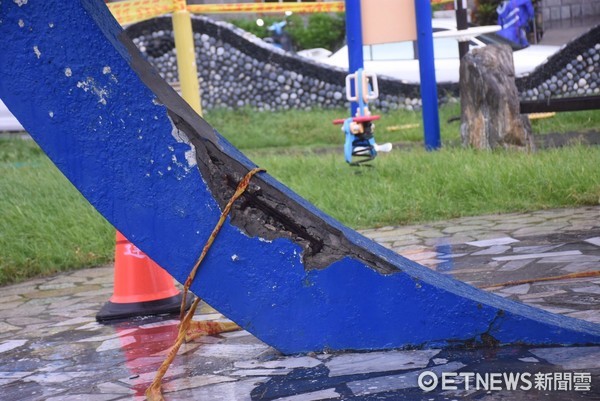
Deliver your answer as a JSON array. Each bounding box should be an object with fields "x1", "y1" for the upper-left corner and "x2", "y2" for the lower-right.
[
  {"x1": 530, "y1": 346, "x2": 600, "y2": 370},
  {"x1": 325, "y1": 349, "x2": 440, "y2": 377},
  {"x1": 124, "y1": 16, "x2": 598, "y2": 113},
  {"x1": 347, "y1": 361, "x2": 466, "y2": 395},
  {"x1": 586, "y1": 237, "x2": 600, "y2": 247},
  {"x1": 466, "y1": 237, "x2": 520, "y2": 247}
]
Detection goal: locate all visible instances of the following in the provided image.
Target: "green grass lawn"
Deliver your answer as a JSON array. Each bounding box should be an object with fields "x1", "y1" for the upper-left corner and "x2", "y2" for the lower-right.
[
  {"x1": 0, "y1": 140, "x2": 114, "y2": 284},
  {"x1": 246, "y1": 146, "x2": 600, "y2": 228},
  {"x1": 1, "y1": 105, "x2": 599, "y2": 285},
  {"x1": 205, "y1": 105, "x2": 600, "y2": 150}
]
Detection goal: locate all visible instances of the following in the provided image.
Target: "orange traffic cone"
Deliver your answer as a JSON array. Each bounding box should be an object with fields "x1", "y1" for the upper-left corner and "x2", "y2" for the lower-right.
[{"x1": 97, "y1": 231, "x2": 190, "y2": 322}]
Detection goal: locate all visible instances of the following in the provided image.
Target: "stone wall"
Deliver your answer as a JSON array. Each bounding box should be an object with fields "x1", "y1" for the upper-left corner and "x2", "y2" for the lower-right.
[
  {"x1": 126, "y1": 16, "x2": 451, "y2": 113},
  {"x1": 125, "y1": 16, "x2": 598, "y2": 112},
  {"x1": 541, "y1": 0, "x2": 600, "y2": 24},
  {"x1": 515, "y1": 24, "x2": 599, "y2": 101}
]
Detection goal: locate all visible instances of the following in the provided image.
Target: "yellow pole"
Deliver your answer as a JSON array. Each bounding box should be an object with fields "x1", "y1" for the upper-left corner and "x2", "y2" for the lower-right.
[{"x1": 172, "y1": 0, "x2": 202, "y2": 115}]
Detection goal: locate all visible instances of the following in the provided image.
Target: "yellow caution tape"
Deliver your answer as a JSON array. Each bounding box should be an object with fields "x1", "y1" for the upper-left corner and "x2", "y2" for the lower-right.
[
  {"x1": 187, "y1": 2, "x2": 345, "y2": 15},
  {"x1": 107, "y1": 0, "x2": 175, "y2": 26},
  {"x1": 108, "y1": 0, "x2": 455, "y2": 26},
  {"x1": 188, "y1": 1, "x2": 453, "y2": 15}
]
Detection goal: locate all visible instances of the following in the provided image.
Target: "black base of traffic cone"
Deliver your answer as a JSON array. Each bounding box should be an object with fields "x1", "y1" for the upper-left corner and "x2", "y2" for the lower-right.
[{"x1": 96, "y1": 292, "x2": 194, "y2": 323}]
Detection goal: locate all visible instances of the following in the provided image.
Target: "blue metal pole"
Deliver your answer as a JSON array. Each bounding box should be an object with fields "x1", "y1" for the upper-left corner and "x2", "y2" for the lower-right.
[
  {"x1": 345, "y1": 0, "x2": 364, "y2": 116},
  {"x1": 415, "y1": 0, "x2": 441, "y2": 150}
]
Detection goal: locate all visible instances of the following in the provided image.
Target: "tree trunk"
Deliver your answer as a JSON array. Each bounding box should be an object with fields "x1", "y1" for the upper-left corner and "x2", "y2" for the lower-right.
[{"x1": 460, "y1": 44, "x2": 534, "y2": 151}]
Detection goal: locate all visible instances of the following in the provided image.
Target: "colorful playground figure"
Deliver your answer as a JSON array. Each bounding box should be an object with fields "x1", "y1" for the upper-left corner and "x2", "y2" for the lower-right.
[{"x1": 333, "y1": 69, "x2": 392, "y2": 165}]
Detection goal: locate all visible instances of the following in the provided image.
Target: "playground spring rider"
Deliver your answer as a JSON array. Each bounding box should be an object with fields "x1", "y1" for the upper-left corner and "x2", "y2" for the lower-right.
[{"x1": 333, "y1": 69, "x2": 392, "y2": 165}]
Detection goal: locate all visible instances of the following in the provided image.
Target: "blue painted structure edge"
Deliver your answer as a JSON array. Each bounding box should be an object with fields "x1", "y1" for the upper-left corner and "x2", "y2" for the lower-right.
[{"x1": 1, "y1": 0, "x2": 599, "y2": 355}]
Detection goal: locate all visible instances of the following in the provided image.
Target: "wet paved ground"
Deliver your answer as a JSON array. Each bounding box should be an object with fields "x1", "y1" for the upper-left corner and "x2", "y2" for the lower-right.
[{"x1": 1, "y1": 206, "x2": 599, "y2": 400}]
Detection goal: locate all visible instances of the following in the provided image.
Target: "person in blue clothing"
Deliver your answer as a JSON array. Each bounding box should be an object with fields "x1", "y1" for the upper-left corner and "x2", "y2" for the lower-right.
[{"x1": 496, "y1": 0, "x2": 535, "y2": 46}]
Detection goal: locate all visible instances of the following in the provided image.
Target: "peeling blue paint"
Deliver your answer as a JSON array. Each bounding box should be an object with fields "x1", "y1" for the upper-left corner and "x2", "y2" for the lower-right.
[{"x1": 1, "y1": 0, "x2": 599, "y2": 354}]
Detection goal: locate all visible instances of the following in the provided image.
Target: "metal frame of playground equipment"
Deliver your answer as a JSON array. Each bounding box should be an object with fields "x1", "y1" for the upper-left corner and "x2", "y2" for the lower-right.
[
  {"x1": 332, "y1": 69, "x2": 392, "y2": 165},
  {"x1": 343, "y1": 0, "x2": 441, "y2": 151}
]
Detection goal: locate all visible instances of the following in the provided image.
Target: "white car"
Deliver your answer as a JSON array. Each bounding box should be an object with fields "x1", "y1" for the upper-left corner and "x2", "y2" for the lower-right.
[
  {"x1": 322, "y1": 19, "x2": 559, "y2": 83},
  {"x1": 0, "y1": 99, "x2": 24, "y2": 131}
]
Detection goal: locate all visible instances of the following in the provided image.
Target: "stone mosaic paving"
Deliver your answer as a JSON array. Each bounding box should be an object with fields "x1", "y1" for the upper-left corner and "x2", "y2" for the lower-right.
[{"x1": 1, "y1": 207, "x2": 599, "y2": 400}]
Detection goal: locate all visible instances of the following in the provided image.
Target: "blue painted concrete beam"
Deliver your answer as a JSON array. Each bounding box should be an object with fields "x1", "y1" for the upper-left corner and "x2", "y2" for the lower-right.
[{"x1": 1, "y1": 0, "x2": 599, "y2": 354}]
